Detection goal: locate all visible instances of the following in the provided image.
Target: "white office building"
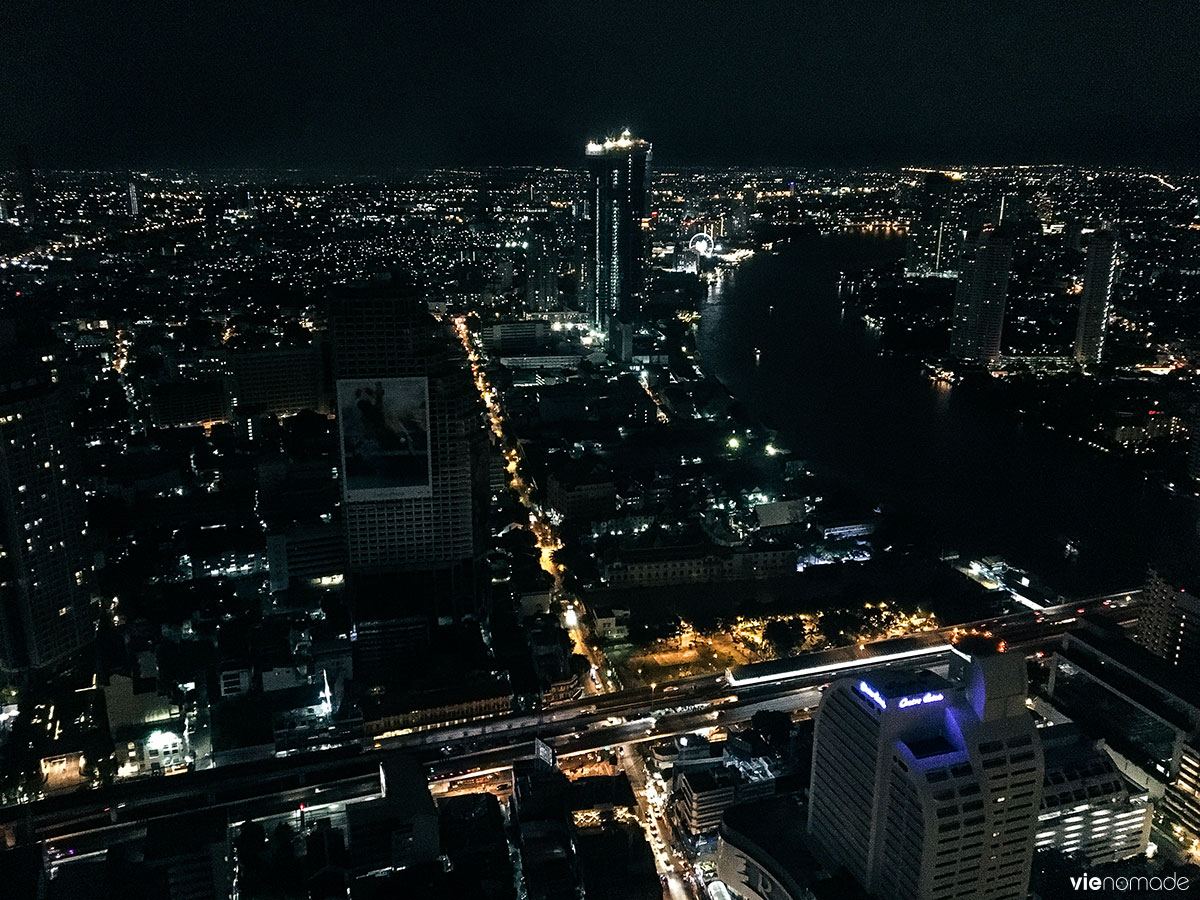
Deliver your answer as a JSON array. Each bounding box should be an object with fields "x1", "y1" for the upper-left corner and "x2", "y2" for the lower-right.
[{"x1": 808, "y1": 646, "x2": 1044, "y2": 900}]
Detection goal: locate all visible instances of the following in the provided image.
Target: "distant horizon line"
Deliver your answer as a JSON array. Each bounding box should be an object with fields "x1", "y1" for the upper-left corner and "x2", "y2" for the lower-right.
[{"x1": 1, "y1": 161, "x2": 1195, "y2": 178}]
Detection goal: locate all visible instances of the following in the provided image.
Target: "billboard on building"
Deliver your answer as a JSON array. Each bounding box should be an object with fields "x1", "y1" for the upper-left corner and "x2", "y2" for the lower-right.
[
  {"x1": 533, "y1": 737, "x2": 557, "y2": 772},
  {"x1": 337, "y1": 377, "x2": 432, "y2": 501}
]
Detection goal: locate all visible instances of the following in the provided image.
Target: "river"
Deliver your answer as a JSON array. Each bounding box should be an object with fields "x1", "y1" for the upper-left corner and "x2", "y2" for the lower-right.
[{"x1": 696, "y1": 232, "x2": 1199, "y2": 595}]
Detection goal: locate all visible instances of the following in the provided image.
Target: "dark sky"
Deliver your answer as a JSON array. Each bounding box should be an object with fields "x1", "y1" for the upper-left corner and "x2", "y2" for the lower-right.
[{"x1": 3, "y1": 1, "x2": 1198, "y2": 170}]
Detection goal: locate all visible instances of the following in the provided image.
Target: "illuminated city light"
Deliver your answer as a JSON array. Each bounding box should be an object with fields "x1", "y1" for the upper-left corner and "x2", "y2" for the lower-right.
[
  {"x1": 859, "y1": 682, "x2": 887, "y2": 709},
  {"x1": 0, "y1": 74, "x2": 1190, "y2": 891},
  {"x1": 897, "y1": 691, "x2": 945, "y2": 709}
]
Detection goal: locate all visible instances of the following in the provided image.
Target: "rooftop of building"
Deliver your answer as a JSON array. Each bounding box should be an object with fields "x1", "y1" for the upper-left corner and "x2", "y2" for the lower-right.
[
  {"x1": 1039, "y1": 722, "x2": 1104, "y2": 766},
  {"x1": 719, "y1": 797, "x2": 821, "y2": 896},
  {"x1": 567, "y1": 773, "x2": 637, "y2": 812},
  {"x1": 1038, "y1": 723, "x2": 1125, "y2": 793},
  {"x1": 1147, "y1": 563, "x2": 1200, "y2": 597},
  {"x1": 361, "y1": 674, "x2": 512, "y2": 717},
  {"x1": 858, "y1": 668, "x2": 952, "y2": 703},
  {"x1": 143, "y1": 808, "x2": 227, "y2": 858},
  {"x1": 903, "y1": 734, "x2": 958, "y2": 760},
  {"x1": 379, "y1": 755, "x2": 437, "y2": 813},
  {"x1": 547, "y1": 454, "x2": 615, "y2": 490},
  {"x1": 574, "y1": 823, "x2": 659, "y2": 900},
  {"x1": 585, "y1": 131, "x2": 650, "y2": 156},
  {"x1": 1059, "y1": 619, "x2": 1200, "y2": 729},
  {"x1": 681, "y1": 764, "x2": 750, "y2": 794},
  {"x1": 727, "y1": 632, "x2": 950, "y2": 687}
]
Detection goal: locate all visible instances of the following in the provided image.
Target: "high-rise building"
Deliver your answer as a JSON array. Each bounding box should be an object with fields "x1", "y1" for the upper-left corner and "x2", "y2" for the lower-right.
[
  {"x1": 1137, "y1": 567, "x2": 1200, "y2": 668},
  {"x1": 1073, "y1": 230, "x2": 1118, "y2": 366},
  {"x1": 905, "y1": 172, "x2": 962, "y2": 279},
  {"x1": 1189, "y1": 405, "x2": 1200, "y2": 483},
  {"x1": 525, "y1": 232, "x2": 559, "y2": 312},
  {"x1": 231, "y1": 339, "x2": 330, "y2": 418},
  {"x1": 585, "y1": 130, "x2": 651, "y2": 329},
  {"x1": 0, "y1": 357, "x2": 95, "y2": 672},
  {"x1": 1065, "y1": 219, "x2": 1084, "y2": 252},
  {"x1": 329, "y1": 278, "x2": 487, "y2": 620},
  {"x1": 906, "y1": 217, "x2": 958, "y2": 279},
  {"x1": 1044, "y1": 620, "x2": 1200, "y2": 851},
  {"x1": 808, "y1": 646, "x2": 1043, "y2": 900},
  {"x1": 141, "y1": 811, "x2": 233, "y2": 900},
  {"x1": 950, "y1": 227, "x2": 1014, "y2": 363},
  {"x1": 1164, "y1": 740, "x2": 1200, "y2": 854},
  {"x1": 13, "y1": 144, "x2": 38, "y2": 224},
  {"x1": 128, "y1": 181, "x2": 142, "y2": 218}
]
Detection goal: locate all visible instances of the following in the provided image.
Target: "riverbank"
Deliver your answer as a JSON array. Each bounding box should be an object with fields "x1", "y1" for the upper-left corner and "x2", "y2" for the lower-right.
[{"x1": 695, "y1": 232, "x2": 1198, "y2": 595}]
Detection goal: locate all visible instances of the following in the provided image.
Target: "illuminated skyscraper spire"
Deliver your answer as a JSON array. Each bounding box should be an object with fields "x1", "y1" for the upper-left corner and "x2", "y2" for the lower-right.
[{"x1": 585, "y1": 129, "x2": 651, "y2": 329}]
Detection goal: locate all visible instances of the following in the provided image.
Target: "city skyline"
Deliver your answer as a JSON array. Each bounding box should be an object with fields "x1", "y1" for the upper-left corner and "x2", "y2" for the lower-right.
[{"x1": 2, "y1": 6, "x2": 1200, "y2": 898}]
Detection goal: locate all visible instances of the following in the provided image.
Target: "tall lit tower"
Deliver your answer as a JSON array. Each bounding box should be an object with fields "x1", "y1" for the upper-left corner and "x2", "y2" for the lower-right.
[
  {"x1": 0, "y1": 355, "x2": 95, "y2": 671},
  {"x1": 1073, "y1": 230, "x2": 1118, "y2": 366},
  {"x1": 585, "y1": 130, "x2": 651, "y2": 329},
  {"x1": 950, "y1": 226, "x2": 1014, "y2": 363},
  {"x1": 809, "y1": 645, "x2": 1043, "y2": 900}
]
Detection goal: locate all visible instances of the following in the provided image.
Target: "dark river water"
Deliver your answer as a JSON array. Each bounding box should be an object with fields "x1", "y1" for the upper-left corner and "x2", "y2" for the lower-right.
[{"x1": 696, "y1": 232, "x2": 1199, "y2": 595}]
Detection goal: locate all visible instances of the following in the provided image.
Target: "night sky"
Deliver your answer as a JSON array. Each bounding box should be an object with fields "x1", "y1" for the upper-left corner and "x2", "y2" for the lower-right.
[{"x1": 4, "y1": 1, "x2": 1198, "y2": 170}]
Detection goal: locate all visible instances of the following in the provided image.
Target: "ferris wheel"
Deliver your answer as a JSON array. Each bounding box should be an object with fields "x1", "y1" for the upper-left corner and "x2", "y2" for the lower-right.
[{"x1": 689, "y1": 233, "x2": 714, "y2": 257}]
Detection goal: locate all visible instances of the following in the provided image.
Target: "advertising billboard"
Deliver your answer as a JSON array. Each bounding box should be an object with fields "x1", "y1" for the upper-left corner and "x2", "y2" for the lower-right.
[{"x1": 337, "y1": 377, "x2": 432, "y2": 501}]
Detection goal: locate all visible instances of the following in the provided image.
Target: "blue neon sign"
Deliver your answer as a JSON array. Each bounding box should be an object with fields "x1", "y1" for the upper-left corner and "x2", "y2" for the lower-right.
[
  {"x1": 859, "y1": 681, "x2": 887, "y2": 709},
  {"x1": 897, "y1": 691, "x2": 945, "y2": 709}
]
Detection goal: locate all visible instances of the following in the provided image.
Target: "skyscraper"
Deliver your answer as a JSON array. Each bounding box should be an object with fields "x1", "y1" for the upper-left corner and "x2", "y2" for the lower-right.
[
  {"x1": 128, "y1": 181, "x2": 142, "y2": 218},
  {"x1": 905, "y1": 172, "x2": 962, "y2": 279},
  {"x1": 950, "y1": 227, "x2": 1014, "y2": 363},
  {"x1": 1136, "y1": 566, "x2": 1200, "y2": 667},
  {"x1": 1189, "y1": 404, "x2": 1200, "y2": 483},
  {"x1": 13, "y1": 144, "x2": 39, "y2": 225},
  {"x1": 1073, "y1": 230, "x2": 1118, "y2": 366},
  {"x1": 906, "y1": 217, "x2": 957, "y2": 279},
  {"x1": 329, "y1": 278, "x2": 487, "y2": 621},
  {"x1": 808, "y1": 646, "x2": 1043, "y2": 900},
  {"x1": 524, "y1": 231, "x2": 559, "y2": 312},
  {"x1": 0, "y1": 356, "x2": 95, "y2": 672},
  {"x1": 585, "y1": 130, "x2": 651, "y2": 329}
]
